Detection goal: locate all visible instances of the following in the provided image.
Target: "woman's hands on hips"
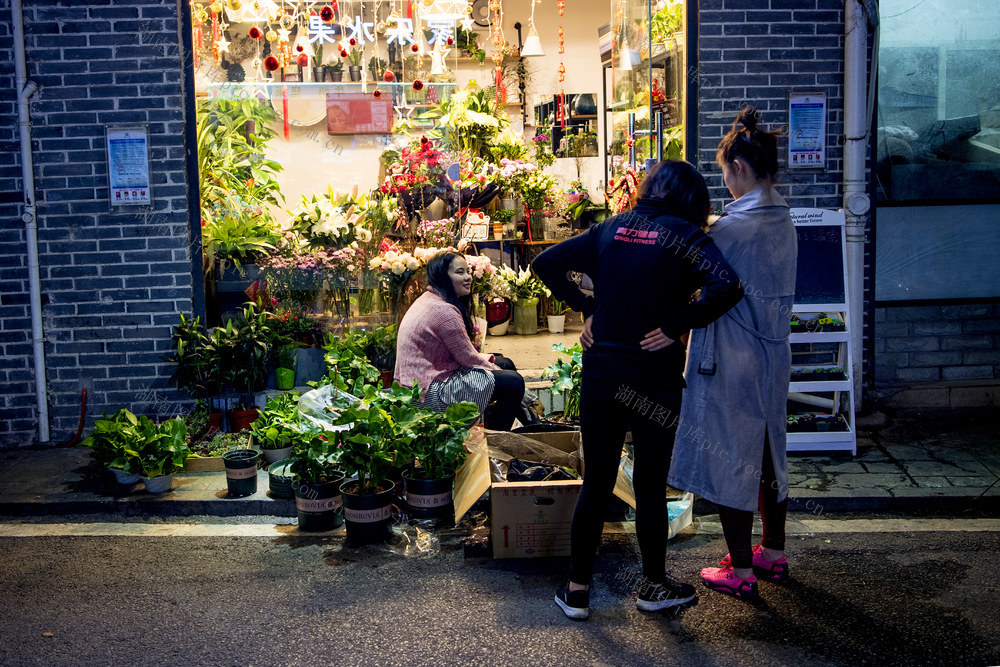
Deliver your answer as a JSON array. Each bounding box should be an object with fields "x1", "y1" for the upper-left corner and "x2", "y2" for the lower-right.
[
  {"x1": 641, "y1": 328, "x2": 675, "y2": 351},
  {"x1": 580, "y1": 315, "x2": 594, "y2": 350}
]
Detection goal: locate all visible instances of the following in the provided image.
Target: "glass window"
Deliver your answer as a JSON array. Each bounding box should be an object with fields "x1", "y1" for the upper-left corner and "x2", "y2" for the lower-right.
[{"x1": 876, "y1": 0, "x2": 1000, "y2": 203}]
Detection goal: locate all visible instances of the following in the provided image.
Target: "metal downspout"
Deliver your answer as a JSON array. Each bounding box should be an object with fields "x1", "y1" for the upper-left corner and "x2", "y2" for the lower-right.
[
  {"x1": 12, "y1": 0, "x2": 49, "y2": 442},
  {"x1": 843, "y1": 0, "x2": 871, "y2": 411}
]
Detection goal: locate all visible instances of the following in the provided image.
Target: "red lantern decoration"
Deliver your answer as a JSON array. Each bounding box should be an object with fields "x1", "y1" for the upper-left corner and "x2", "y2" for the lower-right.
[
  {"x1": 248, "y1": 26, "x2": 262, "y2": 40},
  {"x1": 264, "y1": 55, "x2": 280, "y2": 71}
]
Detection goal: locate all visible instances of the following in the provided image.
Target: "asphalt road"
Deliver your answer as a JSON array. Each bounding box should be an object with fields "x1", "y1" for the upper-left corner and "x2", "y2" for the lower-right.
[{"x1": 0, "y1": 515, "x2": 998, "y2": 667}]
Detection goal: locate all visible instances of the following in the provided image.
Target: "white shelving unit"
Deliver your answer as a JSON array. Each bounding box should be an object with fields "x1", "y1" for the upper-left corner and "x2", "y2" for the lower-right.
[{"x1": 787, "y1": 209, "x2": 857, "y2": 454}]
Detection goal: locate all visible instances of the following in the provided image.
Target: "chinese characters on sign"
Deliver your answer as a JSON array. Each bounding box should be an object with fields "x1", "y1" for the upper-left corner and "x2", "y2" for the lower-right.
[
  {"x1": 788, "y1": 93, "x2": 827, "y2": 170},
  {"x1": 106, "y1": 126, "x2": 151, "y2": 207}
]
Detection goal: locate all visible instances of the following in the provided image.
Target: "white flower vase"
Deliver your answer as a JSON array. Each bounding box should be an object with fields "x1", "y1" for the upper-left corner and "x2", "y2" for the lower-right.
[
  {"x1": 547, "y1": 314, "x2": 566, "y2": 334},
  {"x1": 488, "y1": 319, "x2": 509, "y2": 336}
]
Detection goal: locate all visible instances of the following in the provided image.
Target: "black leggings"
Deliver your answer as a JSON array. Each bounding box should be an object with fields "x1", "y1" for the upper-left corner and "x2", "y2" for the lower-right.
[
  {"x1": 569, "y1": 373, "x2": 682, "y2": 585},
  {"x1": 717, "y1": 434, "x2": 788, "y2": 569},
  {"x1": 484, "y1": 353, "x2": 524, "y2": 431}
]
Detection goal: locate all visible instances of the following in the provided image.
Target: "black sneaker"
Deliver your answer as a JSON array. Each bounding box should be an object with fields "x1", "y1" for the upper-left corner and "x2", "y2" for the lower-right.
[
  {"x1": 636, "y1": 575, "x2": 697, "y2": 611},
  {"x1": 554, "y1": 587, "x2": 590, "y2": 620}
]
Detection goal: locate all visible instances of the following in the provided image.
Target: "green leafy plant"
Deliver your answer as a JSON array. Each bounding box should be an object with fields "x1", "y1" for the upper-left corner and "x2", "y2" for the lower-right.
[
  {"x1": 201, "y1": 213, "x2": 281, "y2": 274},
  {"x1": 290, "y1": 425, "x2": 343, "y2": 483},
  {"x1": 275, "y1": 344, "x2": 297, "y2": 370},
  {"x1": 200, "y1": 431, "x2": 252, "y2": 457},
  {"x1": 82, "y1": 409, "x2": 190, "y2": 477},
  {"x1": 318, "y1": 331, "x2": 380, "y2": 394},
  {"x1": 334, "y1": 383, "x2": 422, "y2": 493},
  {"x1": 362, "y1": 324, "x2": 397, "y2": 372},
  {"x1": 455, "y1": 26, "x2": 486, "y2": 62},
  {"x1": 165, "y1": 312, "x2": 225, "y2": 402},
  {"x1": 398, "y1": 401, "x2": 480, "y2": 479},
  {"x1": 650, "y1": 1, "x2": 684, "y2": 45},
  {"x1": 546, "y1": 296, "x2": 568, "y2": 316},
  {"x1": 227, "y1": 302, "x2": 277, "y2": 408},
  {"x1": 347, "y1": 47, "x2": 364, "y2": 67},
  {"x1": 490, "y1": 208, "x2": 516, "y2": 224},
  {"x1": 249, "y1": 392, "x2": 309, "y2": 451},
  {"x1": 329, "y1": 58, "x2": 344, "y2": 72},
  {"x1": 368, "y1": 56, "x2": 387, "y2": 80},
  {"x1": 542, "y1": 343, "x2": 583, "y2": 422},
  {"x1": 311, "y1": 44, "x2": 324, "y2": 68}
]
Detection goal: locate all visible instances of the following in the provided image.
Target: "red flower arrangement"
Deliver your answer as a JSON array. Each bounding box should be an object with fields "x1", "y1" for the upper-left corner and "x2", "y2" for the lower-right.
[
  {"x1": 248, "y1": 26, "x2": 262, "y2": 39},
  {"x1": 320, "y1": 6, "x2": 334, "y2": 22},
  {"x1": 379, "y1": 137, "x2": 444, "y2": 194}
]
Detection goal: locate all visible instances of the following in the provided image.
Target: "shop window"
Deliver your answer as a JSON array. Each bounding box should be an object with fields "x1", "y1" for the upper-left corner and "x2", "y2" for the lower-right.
[{"x1": 876, "y1": 0, "x2": 1000, "y2": 203}]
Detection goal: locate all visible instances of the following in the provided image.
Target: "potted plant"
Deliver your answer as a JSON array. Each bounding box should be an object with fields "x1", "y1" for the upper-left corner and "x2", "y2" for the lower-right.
[
  {"x1": 320, "y1": 330, "x2": 380, "y2": 396},
  {"x1": 397, "y1": 400, "x2": 480, "y2": 520},
  {"x1": 362, "y1": 324, "x2": 398, "y2": 388},
  {"x1": 543, "y1": 289, "x2": 569, "y2": 334},
  {"x1": 499, "y1": 266, "x2": 546, "y2": 335},
  {"x1": 347, "y1": 48, "x2": 364, "y2": 81},
  {"x1": 227, "y1": 302, "x2": 277, "y2": 431},
  {"x1": 333, "y1": 384, "x2": 416, "y2": 545},
  {"x1": 290, "y1": 425, "x2": 346, "y2": 531},
  {"x1": 82, "y1": 409, "x2": 145, "y2": 486},
  {"x1": 311, "y1": 44, "x2": 325, "y2": 82},
  {"x1": 165, "y1": 312, "x2": 225, "y2": 432},
  {"x1": 328, "y1": 58, "x2": 344, "y2": 82},
  {"x1": 367, "y1": 55, "x2": 387, "y2": 82},
  {"x1": 542, "y1": 343, "x2": 583, "y2": 423},
  {"x1": 249, "y1": 391, "x2": 303, "y2": 464}
]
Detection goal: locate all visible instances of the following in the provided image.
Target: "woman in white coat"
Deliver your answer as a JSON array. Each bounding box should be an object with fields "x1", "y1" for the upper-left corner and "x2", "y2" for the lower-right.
[{"x1": 668, "y1": 107, "x2": 797, "y2": 600}]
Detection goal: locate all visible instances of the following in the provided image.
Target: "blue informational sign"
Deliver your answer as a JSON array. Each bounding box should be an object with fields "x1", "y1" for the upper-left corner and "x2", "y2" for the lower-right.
[
  {"x1": 106, "y1": 125, "x2": 151, "y2": 207},
  {"x1": 788, "y1": 93, "x2": 827, "y2": 170}
]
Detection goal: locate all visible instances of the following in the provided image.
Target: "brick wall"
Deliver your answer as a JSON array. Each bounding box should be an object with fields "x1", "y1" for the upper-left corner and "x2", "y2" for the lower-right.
[
  {"x1": 874, "y1": 304, "x2": 1000, "y2": 385},
  {"x1": 0, "y1": 0, "x2": 198, "y2": 447}
]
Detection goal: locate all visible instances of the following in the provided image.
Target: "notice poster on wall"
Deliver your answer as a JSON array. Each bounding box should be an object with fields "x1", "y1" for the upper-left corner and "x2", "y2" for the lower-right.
[
  {"x1": 788, "y1": 93, "x2": 827, "y2": 170},
  {"x1": 326, "y1": 93, "x2": 393, "y2": 134},
  {"x1": 106, "y1": 125, "x2": 152, "y2": 207}
]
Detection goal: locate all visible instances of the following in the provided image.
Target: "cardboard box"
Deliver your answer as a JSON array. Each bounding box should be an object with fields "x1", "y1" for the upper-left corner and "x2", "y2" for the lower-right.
[{"x1": 454, "y1": 429, "x2": 636, "y2": 559}]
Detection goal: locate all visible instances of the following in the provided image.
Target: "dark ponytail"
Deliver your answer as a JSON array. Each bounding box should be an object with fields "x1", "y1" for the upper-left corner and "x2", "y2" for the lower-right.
[
  {"x1": 426, "y1": 251, "x2": 476, "y2": 340},
  {"x1": 716, "y1": 106, "x2": 781, "y2": 180}
]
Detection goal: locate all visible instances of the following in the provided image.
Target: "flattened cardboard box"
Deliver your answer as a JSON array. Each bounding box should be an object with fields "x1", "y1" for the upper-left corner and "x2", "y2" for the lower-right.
[{"x1": 453, "y1": 430, "x2": 635, "y2": 559}]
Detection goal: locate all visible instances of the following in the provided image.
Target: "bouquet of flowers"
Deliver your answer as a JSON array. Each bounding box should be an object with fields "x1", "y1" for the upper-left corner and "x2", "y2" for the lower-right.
[
  {"x1": 465, "y1": 254, "x2": 497, "y2": 298},
  {"x1": 380, "y1": 137, "x2": 445, "y2": 195},
  {"x1": 499, "y1": 266, "x2": 546, "y2": 302},
  {"x1": 440, "y1": 87, "x2": 510, "y2": 159},
  {"x1": 417, "y1": 218, "x2": 457, "y2": 248},
  {"x1": 286, "y1": 189, "x2": 373, "y2": 249},
  {"x1": 260, "y1": 233, "x2": 361, "y2": 316},
  {"x1": 517, "y1": 170, "x2": 560, "y2": 209},
  {"x1": 489, "y1": 127, "x2": 530, "y2": 162},
  {"x1": 493, "y1": 158, "x2": 536, "y2": 195}
]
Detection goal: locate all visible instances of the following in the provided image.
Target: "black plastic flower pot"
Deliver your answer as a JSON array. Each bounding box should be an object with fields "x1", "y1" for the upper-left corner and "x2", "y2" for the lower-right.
[
  {"x1": 341, "y1": 480, "x2": 396, "y2": 546},
  {"x1": 267, "y1": 458, "x2": 298, "y2": 499},
  {"x1": 294, "y1": 473, "x2": 346, "y2": 532},
  {"x1": 223, "y1": 449, "x2": 259, "y2": 498},
  {"x1": 402, "y1": 469, "x2": 454, "y2": 520}
]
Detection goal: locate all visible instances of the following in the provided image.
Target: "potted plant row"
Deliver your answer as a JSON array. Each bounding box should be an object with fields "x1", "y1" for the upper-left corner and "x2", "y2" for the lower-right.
[
  {"x1": 787, "y1": 414, "x2": 850, "y2": 433},
  {"x1": 790, "y1": 366, "x2": 848, "y2": 382},
  {"x1": 82, "y1": 409, "x2": 190, "y2": 493},
  {"x1": 789, "y1": 314, "x2": 846, "y2": 333}
]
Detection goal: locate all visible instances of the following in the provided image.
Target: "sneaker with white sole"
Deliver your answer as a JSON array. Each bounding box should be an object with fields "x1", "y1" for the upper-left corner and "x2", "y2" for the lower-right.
[
  {"x1": 554, "y1": 587, "x2": 590, "y2": 620},
  {"x1": 636, "y1": 576, "x2": 697, "y2": 611}
]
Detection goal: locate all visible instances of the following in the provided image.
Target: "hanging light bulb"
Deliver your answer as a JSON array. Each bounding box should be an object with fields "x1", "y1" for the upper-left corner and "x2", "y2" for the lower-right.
[{"x1": 521, "y1": 0, "x2": 544, "y2": 57}]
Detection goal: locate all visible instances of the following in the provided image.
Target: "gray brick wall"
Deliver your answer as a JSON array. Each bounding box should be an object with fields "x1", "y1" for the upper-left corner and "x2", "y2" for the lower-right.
[
  {"x1": 0, "y1": 0, "x2": 197, "y2": 447},
  {"x1": 874, "y1": 304, "x2": 1000, "y2": 386}
]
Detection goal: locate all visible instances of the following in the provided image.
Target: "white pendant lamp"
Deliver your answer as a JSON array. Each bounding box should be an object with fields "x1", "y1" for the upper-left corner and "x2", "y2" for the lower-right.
[{"x1": 521, "y1": 0, "x2": 545, "y2": 57}]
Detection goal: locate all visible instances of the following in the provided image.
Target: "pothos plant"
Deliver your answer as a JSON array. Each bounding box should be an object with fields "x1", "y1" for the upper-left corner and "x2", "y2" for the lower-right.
[
  {"x1": 318, "y1": 331, "x2": 380, "y2": 395},
  {"x1": 333, "y1": 383, "x2": 422, "y2": 494},
  {"x1": 83, "y1": 409, "x2": 190, "y2": 478},
  {"x1": 397, "y1": 401, "x2": 480, "y2": 479},
  {"x1": 249, "y1": 392, "x2": 304, "y2": 451},
  {"x1": 289, "y1": 425, "x2": 343, "y2": 484},
  {"x1": 542, "y1": 342, "x2": 583, "y2": 422}
]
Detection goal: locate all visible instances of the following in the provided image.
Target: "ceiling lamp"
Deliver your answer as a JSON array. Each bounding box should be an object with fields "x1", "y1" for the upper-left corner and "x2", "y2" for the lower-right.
[{"x1": 521, "y1": 0, "x2": 544, "y2": 57}]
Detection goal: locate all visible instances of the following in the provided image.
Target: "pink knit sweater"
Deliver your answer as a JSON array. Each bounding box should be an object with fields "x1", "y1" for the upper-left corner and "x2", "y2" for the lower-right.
[{"x1": 394, "y1": 289, "x2": 498, "y2": 392}]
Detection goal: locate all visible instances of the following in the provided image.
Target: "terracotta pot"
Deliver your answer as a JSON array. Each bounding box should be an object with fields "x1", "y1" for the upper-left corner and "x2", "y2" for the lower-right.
[{"x1": 228, "y1": 407, "x2": 260, "y2": 433}]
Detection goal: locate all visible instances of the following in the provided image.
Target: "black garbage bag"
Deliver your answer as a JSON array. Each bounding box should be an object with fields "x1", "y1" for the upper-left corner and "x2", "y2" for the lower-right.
[{"x1": 506, "y1": 458, "x2": 577, "y2": 483}]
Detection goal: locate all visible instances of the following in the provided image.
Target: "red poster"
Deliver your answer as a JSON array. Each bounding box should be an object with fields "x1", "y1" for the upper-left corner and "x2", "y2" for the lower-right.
[{"x1": 326, "y1": 93, "x2": 393, "y2": 134}]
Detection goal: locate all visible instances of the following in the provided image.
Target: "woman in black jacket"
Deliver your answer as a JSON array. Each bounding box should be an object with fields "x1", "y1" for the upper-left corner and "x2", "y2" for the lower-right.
[{"x1": 533, "y1": 160, "x2": 743, "y2": 620}]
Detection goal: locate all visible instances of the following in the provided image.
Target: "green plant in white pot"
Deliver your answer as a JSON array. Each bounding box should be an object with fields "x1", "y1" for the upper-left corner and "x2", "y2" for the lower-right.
[
  {"x1": 250, "y1": 391, "x2": 307, "y2": 464},
  {"x1": 82, "y1": 409, "x2": 145, "y2": 486},
  {"x1": 542, "y1": 287, "x2": 569, "y2": 334},
  {"x1": 84, "y1": 410, "x2": 191, "y2": 493}
]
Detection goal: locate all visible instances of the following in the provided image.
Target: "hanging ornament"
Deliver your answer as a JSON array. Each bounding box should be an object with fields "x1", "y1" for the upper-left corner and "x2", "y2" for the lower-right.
[
  {"x1": 279, "y1": 13, "x2": 294, "y2": 30},
  {"x1": 266, "y1": 29, "x2": 278, "y2": 42},
  {"x1": 248, "y1": 26, "x2": 262, "y2": 39},
  {"x1": 489, "y1": 0, "x2": 507, "y2": 106},
  {"x1": 411, "y1": 43, "x2": 419, "y2": 53},
  {"x1": 264, "y1": 55, "x2": 280, "y2": 71},
  {"x1": 373, "y1": 89, "x2": 382, "y2": 98},
  {"x1": 296, "y1": 44, "x2": 304, "y2": 52},
  {"x1": 383, "y1": 70, "x2": 395, "y2": 82},
  {"x1": 320, "y1": 5, "x2": 334, "y2": 22},
  {"x1": 226, "y1": 0, "x2": 242, "y2": 10},
  {"x1": 412, "y1": 79, "x2": 424, "y2": 90},
  {"x1": 340, "y1": 49, "x2": 348, "y2": 58},
  {"x1": 215, "y1": 34, "x2": 231, "y2": 54},
  {"x1": 296, "y1": 53, "x2": 309, "y2": 67},
  {"x1": 210, "y1": 2, "x2": 223, "y2": 13}
]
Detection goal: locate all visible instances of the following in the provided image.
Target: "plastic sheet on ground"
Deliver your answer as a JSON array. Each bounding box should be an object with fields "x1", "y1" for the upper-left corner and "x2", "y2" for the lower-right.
[
  {"x1": 297, "y1": 385, "x2": 360, "y2": 432},
  {"x1": 388, "y1": 520, "x2": 441, "y2": 557}
]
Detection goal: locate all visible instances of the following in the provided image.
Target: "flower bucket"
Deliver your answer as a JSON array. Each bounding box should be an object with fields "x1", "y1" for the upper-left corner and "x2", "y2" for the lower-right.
[
  {"x1": 275, "y1": 367, "x2": 296, "y2": 390},
  {"x1": 223, "y1": 448, "x2": 259, "y2": 498},
  {"x1": 402, "y1": 469, "x2": 454, "y2": 521},
  {"x1": 526, "y1": 209, "x2": 545, "y2": 242},
  {"x1": 488, "y1": 319, "x2": 509, "y2": 336},
  {"x1": 547, "y1": 314, "x2": 566, "y2": 334},
  {"x1": 295, "y1": 473, "x2": 346, "y2": 532},
  {"x1": 513, "y1": 297, "x2": 539, "y2": 335},
  {"x1": 341, "y1": 480, "x2": 396, "y2": 546}
]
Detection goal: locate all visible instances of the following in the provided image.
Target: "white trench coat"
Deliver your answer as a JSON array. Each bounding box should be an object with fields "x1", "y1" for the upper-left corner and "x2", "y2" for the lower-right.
[{"x1": 667, "y1": 186, "x2": 797, "y2": 511}]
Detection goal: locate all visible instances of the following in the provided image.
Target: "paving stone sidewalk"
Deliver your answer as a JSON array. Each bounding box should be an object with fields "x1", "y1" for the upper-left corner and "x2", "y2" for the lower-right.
[{"x1": 0, "y1": 408, "x2": 997, "y2": 518}]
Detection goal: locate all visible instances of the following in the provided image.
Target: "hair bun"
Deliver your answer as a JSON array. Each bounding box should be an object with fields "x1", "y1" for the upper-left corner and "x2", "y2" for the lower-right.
[{"x1": 736, "y1": 106, "x2": 760, "y2": 132}]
